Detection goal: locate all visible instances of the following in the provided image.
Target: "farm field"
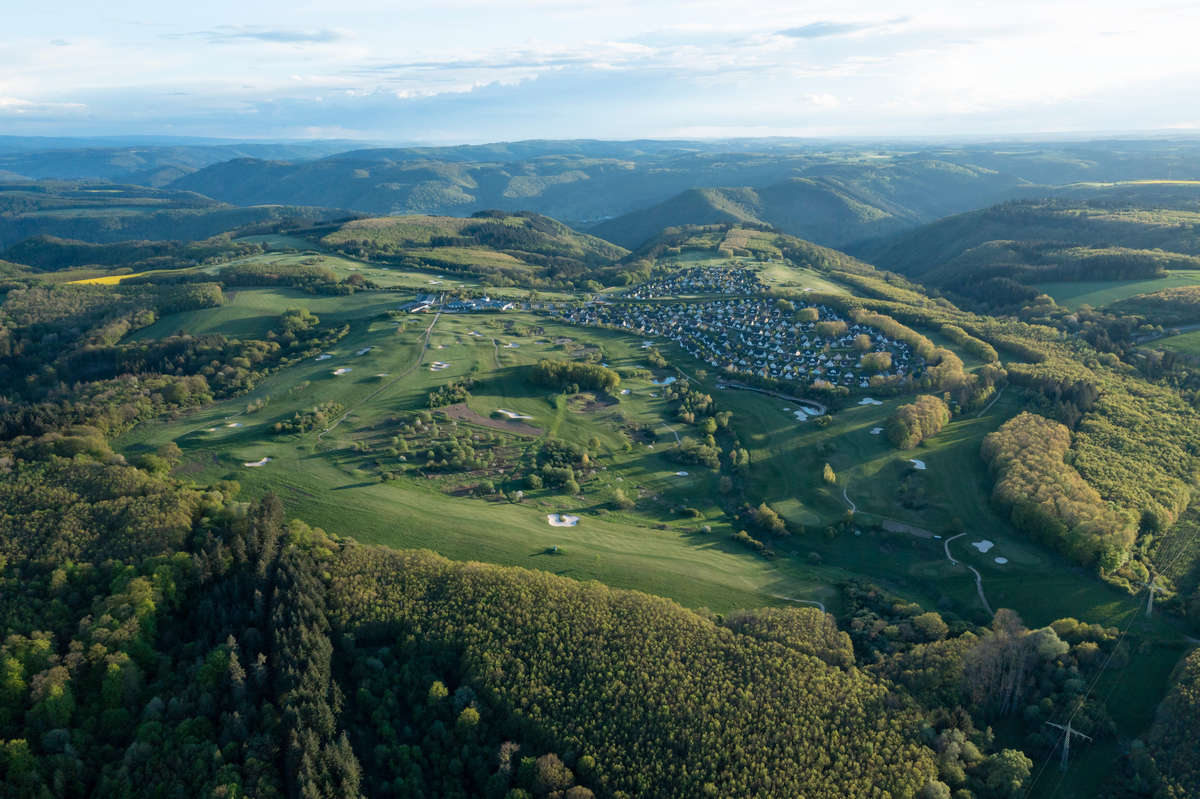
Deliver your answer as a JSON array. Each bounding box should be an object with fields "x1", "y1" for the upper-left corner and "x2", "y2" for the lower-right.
[{"x1": 1035, "y1": 269, "x2": 1200, "y2": 309}]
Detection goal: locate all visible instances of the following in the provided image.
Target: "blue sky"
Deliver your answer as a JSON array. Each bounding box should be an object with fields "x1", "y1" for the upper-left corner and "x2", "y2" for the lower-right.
[{"x1": 4, "y1": 0, "x2": 1200, "y2": 142}]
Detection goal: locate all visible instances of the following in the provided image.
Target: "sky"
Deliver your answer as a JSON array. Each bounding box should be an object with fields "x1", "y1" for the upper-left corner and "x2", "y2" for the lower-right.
[{"x1": 3, "y1": 0, "x2": 1200, "y2": 143}]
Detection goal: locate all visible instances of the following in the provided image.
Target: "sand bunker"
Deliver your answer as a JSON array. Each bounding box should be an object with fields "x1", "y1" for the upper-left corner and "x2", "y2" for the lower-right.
[
  {"x1": 356, "y1": 347, "x2": 373, "y2": 356},
  {"x1": 651, "y1": 376, "x2": 677, "y2": 386},
  {"x1": 244, "y1": 457, "x2": 272, "y2": 467},
  {"x1": 858, "y1": 397, "x2": 883, "y2": 406},
  {"x1": 994, "y1": 556, "x2": 1009, "y2": 564},
  {"x1": 495, "y1": 408, "x2": 533, "y2": 420},
  {"x1": 468, "y1": 331, "x2": 481, "y2": 336},
  {"x1": 870, "y1": 427, "x2": 884, "y2": 435},
  {"x1": 504, "y1": 342, "x2": 520, "y2": 348},
  {"x1": 333, "y1": 367, "x2": 352, "y2": 375},
  {"x1": 620, "y1": 389, "x2": 631, "y2": 395},
  {"x1": 793, "y1": 411, "x2": 809, "y2": 421},
  {"x1": 972, "y1": 540, "x2": 995, "y2": 553},
  {"x1": 547, "y1": 514, "x2": 579, "y2": 527},
  {"x1": 909, "y1": 459, "x2": 927, "y2": 470},
  {"x1": 315, "y1": 354, "x2": 332, "y2": 361},
  {"x1": 674, "y1": 471, "x2": 689, "y2": 476},
  {"x1": 226, "y1": 422, "x2": 243, "y2": 428},
  {"x1": 429, "y1": 362, "x2": 450, "y2": 371}
]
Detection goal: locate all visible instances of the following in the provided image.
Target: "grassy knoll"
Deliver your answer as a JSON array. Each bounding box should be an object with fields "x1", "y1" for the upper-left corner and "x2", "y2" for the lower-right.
[{"x1": 1035, "y1": 269, "x2": 1200, "y2": 309}]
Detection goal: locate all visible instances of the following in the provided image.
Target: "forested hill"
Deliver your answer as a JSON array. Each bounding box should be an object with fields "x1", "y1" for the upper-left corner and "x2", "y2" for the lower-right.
[
  {"x1": 854, "y1": 186, "x2": 1200, "y2": 304},
  {"x1": 0, "y1": 449, "x2": 941, "y2": 797},
  {"x1": 0, "y1": 181, "x2": 357, "y2": 249},
  {"x1": 591, "y1": 161, "x2": 1021, "y2": 249},
  {"x1": 167, "y1": 140, "x2": 1200, "y2": 245}
]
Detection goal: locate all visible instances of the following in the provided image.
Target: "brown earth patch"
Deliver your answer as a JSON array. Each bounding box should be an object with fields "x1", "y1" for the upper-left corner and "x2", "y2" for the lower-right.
[{"x1": 439, "y1": 403, "x2": 542, "y2": 436}]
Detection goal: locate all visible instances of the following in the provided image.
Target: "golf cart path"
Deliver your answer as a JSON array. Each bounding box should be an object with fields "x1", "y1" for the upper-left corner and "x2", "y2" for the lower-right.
[
  {"x1": 772, "y1": 595, "x2": 827, "y2": 613},
  {"x1": 841, "y1": 484, "x2": 994, "y2": 618},
  {"x1": 944, "y1": 533, "x2": 995, "y2": 617}
]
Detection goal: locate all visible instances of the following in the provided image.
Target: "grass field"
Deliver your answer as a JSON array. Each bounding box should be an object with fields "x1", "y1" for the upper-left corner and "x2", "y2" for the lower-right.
[
  {"x1": 1151, "y1": 328, "x2": 1200, "y2": 354},
  {"x1": 118, "y1": 293, "x2": 1180, "y2": 637},
  {"x1": 1035, "y1": 269, "x2": 1200, "y2": 309}
]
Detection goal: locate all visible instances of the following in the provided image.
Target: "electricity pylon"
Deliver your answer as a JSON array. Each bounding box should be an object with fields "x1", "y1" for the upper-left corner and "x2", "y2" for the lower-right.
[{"x1": 1045, "y1": 720, "x2": 1093, "y2": 772}]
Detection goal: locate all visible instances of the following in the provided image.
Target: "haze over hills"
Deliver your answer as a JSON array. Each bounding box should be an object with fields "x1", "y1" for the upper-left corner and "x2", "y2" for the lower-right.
[
  {"x1": 0, "y1": 138, "x2": 368, "y2": 187},
  {"x1": 167, "y1": 138, "x2": 1200, "y2": 250}
]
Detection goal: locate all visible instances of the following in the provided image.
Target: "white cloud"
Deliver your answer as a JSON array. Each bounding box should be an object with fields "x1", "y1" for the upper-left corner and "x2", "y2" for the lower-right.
[{"x1": 1, "y1": 1, "x2": 1197, "y2": 139}]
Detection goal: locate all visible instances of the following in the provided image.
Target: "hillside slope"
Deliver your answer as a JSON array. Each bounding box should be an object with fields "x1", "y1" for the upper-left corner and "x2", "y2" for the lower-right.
[
  {"x1": 0, "y1": 181, "x2": 356, "y2": 249},
  {"x1": 856, "y1": 186, "x2": 1200, "y2": 303}
]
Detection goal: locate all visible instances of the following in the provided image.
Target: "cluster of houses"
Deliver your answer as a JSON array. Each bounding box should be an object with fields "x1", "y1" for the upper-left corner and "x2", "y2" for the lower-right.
[
  {"x1": 562, "y1": 298, "x2": 923, "y2": 389},
  {"x1": 620, "y1": 267, "x2": 766, "y2": 299}
]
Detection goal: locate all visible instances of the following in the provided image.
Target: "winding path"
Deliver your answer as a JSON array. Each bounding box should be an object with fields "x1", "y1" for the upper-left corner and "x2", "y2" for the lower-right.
[
  {"x1": 944, "y1": 533, "x2": 995, "y2": 617},
  {"x1": 773, "y1": 595, "x2": 827, "y2": 613},
  {"x1": 839, "y1": 484, "x2": 994, "y2": 618}
]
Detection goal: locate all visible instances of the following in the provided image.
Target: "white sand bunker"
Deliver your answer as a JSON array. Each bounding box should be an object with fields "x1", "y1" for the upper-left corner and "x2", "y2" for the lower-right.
[
  {"x1": 333, "y1": 367, "x2": 352, "y2": 375},
  {"x1": 315, "y1": 354, "x2": 332, "y2": 361},
  {"x1": 870, "y1": 427, "x2": 884, "y2": 435},
  {"x1": 429, "y1": 361, "x2": 450, "y2": 371},
  {"x1": 909, "y1": 459, "x2": 927, "y2": 470},
  {"x1": 674, "y1": 471, "x2": 689, "y2": 476},
  {"x1": 204, "y1": 427, "x2": 218, "y2": 432},
  {"x1": 244, "y1": 457, "x2": 272, "y2": 467},
  {"x1": 226, "y1": 422, "x2": 243, "y2": 428},
  {"x1": 375, "y1": 373, "x2": 389, "y2": 378},
  {"x1": 468, "y1": 330, "x2": 481, "y2": 336},
  {"x1": 495, "y1": 408, "x2": 533, "y2": 420},
  {"x1": 641, "y1": 340, "x2": 655, "y2": 348},
  {"x1": 994, "y1": 556, "x2": 1009, "y2": 564},
  {"x1": 620, "y1": 389, "x2": 631, "y2": 395},
  {"x1": 858, "y1": 397, "x2": 883, "y2": 406},
  {"x1": 651, "y1": 376, "x2": 677, "y2": 386},
  {"x1": 504, "y1": 342, "x2": 520, "y2": 348},
  {"x1": 793, "y1": 411, "x2": 809, "y2": 421},
  {"x1": 972, "y1": 540, "x2": 995, "y2": 553},
  {"x1": 356, "y1": 347, "x2": 373, "y2": 355},
  {"x1": 547, "y1": 514, "x2": 580, "y2": 527}
]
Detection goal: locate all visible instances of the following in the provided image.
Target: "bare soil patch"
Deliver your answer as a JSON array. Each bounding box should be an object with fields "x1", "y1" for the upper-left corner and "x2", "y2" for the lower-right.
[{"x1": 440, "y1": 402, "x2": 542, "y2": 436}]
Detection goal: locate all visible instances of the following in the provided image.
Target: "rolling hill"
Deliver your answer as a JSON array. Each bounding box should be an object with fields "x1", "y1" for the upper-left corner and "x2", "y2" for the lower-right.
[
  {"x1": 311, "y1": 210, "x2": 628, "y2": 288},
  {"x1": 855, "y1": 185, "x2": 1200, "y2": 304},
  {"x1": 0, "y1": 181, "x2": 357, "y2": 249}
]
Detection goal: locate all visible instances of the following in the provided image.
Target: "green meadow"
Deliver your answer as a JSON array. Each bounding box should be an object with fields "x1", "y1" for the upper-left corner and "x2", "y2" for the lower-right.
[{"x1": 1035, "y1": 269, "x2": 1200, "y2": 309}]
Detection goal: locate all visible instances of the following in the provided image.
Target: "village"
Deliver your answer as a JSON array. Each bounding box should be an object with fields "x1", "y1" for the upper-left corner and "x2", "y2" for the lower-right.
[
  {"x1": 563, "y1": 295, "x2": 922, "y2": 389},
  {"x1": 619, "y1": 266, "x2": 767, "y2": 299}
]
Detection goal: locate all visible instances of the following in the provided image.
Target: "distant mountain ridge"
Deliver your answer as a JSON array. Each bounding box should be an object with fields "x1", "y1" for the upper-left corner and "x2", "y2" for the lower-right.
[{"x1": 170, "y1": 139, "x2": 1200, "y2": 250}]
